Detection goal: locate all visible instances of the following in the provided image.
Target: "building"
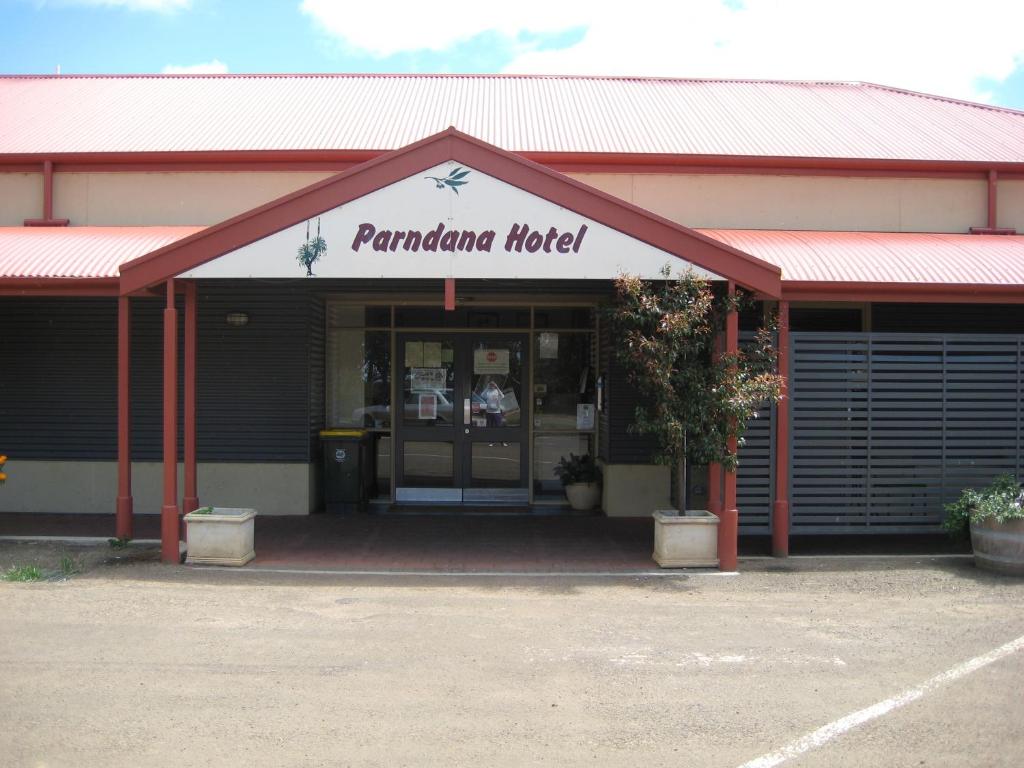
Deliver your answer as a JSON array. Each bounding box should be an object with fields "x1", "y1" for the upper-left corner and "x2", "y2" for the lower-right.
[{"x1": 1, "y1": 74, "x2": 1023, "y2": 567}]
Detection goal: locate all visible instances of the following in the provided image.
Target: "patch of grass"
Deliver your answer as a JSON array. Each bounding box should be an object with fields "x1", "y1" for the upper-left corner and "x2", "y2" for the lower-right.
[
  {"x1": 108, "y1": 537, "x2": 131, "y2": 549},
  {"x1": 3, "y1": 565, "x2": 44, "y2": 582},
  {"x1": 59, "y1": 555, "x2": 80, "y2": 578}
]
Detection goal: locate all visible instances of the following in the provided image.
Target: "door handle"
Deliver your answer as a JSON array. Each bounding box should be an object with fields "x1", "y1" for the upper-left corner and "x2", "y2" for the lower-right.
[{"x1": 464, "y1": 398, "x2": 470, "y2": 423}]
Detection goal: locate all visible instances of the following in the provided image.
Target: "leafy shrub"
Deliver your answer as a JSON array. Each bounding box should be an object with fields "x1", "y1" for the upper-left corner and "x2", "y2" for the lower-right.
[
  {"x1": 553, "y1": 453, "x2": 602, "y2": 486},
  {"x1": 943, "y1": 474, "x2": 1024, "y2": 540}
]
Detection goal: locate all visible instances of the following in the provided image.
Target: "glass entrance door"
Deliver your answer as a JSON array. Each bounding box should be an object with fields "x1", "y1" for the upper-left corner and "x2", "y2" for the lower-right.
[{"x1": 395, "y1": 333, "x2": 529, "y2": 504}]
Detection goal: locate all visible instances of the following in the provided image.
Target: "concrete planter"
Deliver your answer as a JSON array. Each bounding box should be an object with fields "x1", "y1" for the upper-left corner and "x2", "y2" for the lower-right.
[
  {"x1": 970, "y1": 517, "x2": 1024, "y2": 576},
  {"x1": 565, "y1": 483, "x2": 601, "y2": 511},
  {"x1": 184, "y1": 507, "x2": 256, "y2": 566},
  {"x1": 652, "y1": 509, "x2": 719, "y2": 568}
]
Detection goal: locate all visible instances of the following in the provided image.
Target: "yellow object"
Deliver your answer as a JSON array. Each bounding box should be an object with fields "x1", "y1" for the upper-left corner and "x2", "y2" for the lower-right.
[{"x1": 319, "y1": 429, "x2": 366, "y2": 438}]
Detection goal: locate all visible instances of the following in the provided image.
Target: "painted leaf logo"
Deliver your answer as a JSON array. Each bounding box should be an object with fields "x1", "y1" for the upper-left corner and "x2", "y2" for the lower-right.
[{"x1": 425, "y1": 167, "x2": 470, "y2": 194}]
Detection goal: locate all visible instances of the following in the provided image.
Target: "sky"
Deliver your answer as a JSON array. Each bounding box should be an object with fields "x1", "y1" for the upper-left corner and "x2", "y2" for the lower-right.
[{"x1": 1, "y1": 0, "x2": 1023, "y2": 110}]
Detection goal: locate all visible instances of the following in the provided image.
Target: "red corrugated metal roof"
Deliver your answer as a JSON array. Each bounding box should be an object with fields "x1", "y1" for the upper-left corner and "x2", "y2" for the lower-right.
[
  {"x1": 697, "y1": 230, "x2": 1024, "y2": 286},
  {"x1": 3, "y1": 225, "x2": 1021, "y2": 291},
  {"x1": 2, "y1": 75, "x2": 1023, "y2": 163},
  {"x1": 0, "y1": 227, "x2": 204, "y2": 279}
]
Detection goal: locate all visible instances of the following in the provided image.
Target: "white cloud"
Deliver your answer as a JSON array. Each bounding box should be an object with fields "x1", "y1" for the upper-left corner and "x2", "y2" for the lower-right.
[
  {"x1": 300, "y1": 0, "x2": 1024, "y2": 105},
  {"x1": 300, "y1": 0, "x2": 586, "y2": 57},
  {"x1": 55, "y1": 0, "x2": 192, "y2": 10},
  {"x1": 162, "y1": 59, "x2": 228, "y2": 74}
]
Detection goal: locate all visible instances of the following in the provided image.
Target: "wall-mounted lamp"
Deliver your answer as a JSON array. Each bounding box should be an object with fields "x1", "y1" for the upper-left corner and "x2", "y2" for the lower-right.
[{"x1": 225, "y1": 312, "x2": 249, "y2": 327}]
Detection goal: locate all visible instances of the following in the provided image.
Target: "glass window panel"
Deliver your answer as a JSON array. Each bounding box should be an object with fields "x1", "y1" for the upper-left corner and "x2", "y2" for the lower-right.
[
  {"x1": 373, "y1": 434, "x2": 391, "y2": 498},
  {"x1": 326, "y1": 330, "x2": 391, "y2": 428},
  {"x1": 327, "y1": 304, "x2": 391, "y2": 328},
  {"x1": 532, "y1": 332, "x2": 595, "y2": 430},
  {"x1": 533, "y1": 434, "x2": 593, "y2": 498},
  {"x1": 471, "y1": 442, "x2": 521, "y2": 487},
  {"x1": 395, "y1": 307, "x2": 529, "y2": 328},
  {"x1": 402, "y1": 441, "x2": 454, "y2": 486},
  {"x1": 402, "y1": 339, "x2": 455, "y2": 426},
  {"x1": 469, "y1": 339, "x2": 524, "y2": 428},
  {"x1": 533, "y1": 307, "x2": 595, "y2": 329}
]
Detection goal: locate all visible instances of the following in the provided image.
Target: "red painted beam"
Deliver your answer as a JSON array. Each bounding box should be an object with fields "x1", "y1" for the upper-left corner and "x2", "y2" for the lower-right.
[
  {"x1": 183, "y1": 282, "x2": 199, "y2": 519},
  {"x1": 161, "y1": 279, "x2": 180, "y2": 564},
  {"x1": 116, "y1": 295, "x2": 133, "y2": 540},
  {"x1": 772, "y1": 301, "x2": 790, "y2": 558},
  {"x1": 0, "y1": 278, "x2": 117, "y2": 296},
  {"x1": 781, "y1": 281, "x2": 1024, "y2": 304},
  {"x1": 444, "y1": 278, "x2": 455, "y2": 311},
  {"x1": 718, "y1": 281, "x2": 740, "y2": 572}
]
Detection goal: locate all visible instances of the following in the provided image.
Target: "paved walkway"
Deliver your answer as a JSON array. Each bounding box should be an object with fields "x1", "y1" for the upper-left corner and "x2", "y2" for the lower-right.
[{"x1": 0, "y1": 512, "x2": 968, "y2": 572}]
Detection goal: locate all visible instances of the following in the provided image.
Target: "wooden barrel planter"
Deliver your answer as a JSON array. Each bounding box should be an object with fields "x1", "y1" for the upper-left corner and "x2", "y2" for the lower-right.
[{"x1": 970, "y1": 517, "x2": 1024, "y2": 576}]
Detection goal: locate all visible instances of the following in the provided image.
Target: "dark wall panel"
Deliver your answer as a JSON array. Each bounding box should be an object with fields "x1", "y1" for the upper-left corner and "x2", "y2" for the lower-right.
[
  {"x1": 1, "y1": 282, "x2": 321, "y2": 463},
  {"x1": 0, "y1": 298, "x2": 119, "y2": 459}
]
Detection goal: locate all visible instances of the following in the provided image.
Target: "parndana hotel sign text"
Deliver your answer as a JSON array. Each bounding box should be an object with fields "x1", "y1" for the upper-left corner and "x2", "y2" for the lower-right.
[{"x1": 351, "y1": 222, "x2": 589, "y2": 255}]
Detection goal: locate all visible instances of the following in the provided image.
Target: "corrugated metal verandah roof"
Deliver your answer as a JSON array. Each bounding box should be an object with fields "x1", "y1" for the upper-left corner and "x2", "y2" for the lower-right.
[
  {"x1": 1, "y1": 226, "x2": 1022, "y2": 292},
  {"x1": 1, "y1": 74, "x2": 1024, "y2": 164},
  {"x1": 0, "y1": 227, "x2": 204, "y2": 279}
]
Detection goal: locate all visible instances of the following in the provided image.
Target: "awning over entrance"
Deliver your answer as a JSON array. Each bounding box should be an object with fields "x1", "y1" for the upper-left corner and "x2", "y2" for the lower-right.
[{"x1": 117, "y1": 128, "x2": 783, "y2": 297}]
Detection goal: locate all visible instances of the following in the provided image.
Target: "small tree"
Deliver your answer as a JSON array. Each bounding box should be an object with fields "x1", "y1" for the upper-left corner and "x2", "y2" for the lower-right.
[{"x1": 608, "y1": 267, "x2": 783, "y2": 514}]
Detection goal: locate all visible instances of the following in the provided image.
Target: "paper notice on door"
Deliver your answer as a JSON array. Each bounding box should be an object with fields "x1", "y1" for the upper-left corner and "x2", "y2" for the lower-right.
[
  {"x1": 404, "y1": 341, "x2": 423, "y2": 367},
  {"x1": 422, "y1": 342, "x2": 443, "y2": 368},
  {"x1": 576, "y1": 404, "x2": 595, "y2": 430},
  {"x1": 418, "y1": 393, "x2": 438, "y2": 420},
  {"x1": 410, "y1": 367, "x2": 446, "y2": 390},
  {"x1": 474, "y1": 348, "x2": 509, "y2": 374},
  {"x1": 539, "y1": 332, "x2": 559, "y2": 359}
]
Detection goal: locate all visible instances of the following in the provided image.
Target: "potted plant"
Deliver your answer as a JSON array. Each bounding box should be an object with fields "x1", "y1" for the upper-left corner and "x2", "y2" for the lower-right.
[
  {"x1": 554, "y1": 453, "x2": 603, "y2": 511},
  {"x1": 607, "y1": 267, "x2": 783, "y2": 568},
  {"x1": 943, "y1": 474, "x2": 1024, "y2": 576},
  {"x1": 183, "y1": 506, "x2": 257, "y2": 566}
]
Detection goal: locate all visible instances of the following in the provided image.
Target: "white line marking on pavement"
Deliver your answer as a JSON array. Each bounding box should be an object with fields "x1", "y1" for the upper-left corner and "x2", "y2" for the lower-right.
[
  {"x1": 737, "y1": 633, "x2": 1024, "y2": 768},
  {"x1": 193, "y1": 566, "x2": 739, "y2": 578}
]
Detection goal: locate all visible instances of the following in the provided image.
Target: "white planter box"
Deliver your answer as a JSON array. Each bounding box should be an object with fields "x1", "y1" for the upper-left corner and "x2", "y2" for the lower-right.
[
  {"x1": 184, "y1": 507, "x2": 256, "y2": 566},
  {"x1": 652, "y1": 509, "x2": 719, "y2": 568}
]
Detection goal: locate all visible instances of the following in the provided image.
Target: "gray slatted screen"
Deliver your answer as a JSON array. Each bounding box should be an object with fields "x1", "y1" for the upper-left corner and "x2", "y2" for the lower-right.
[
  {"x1": 737, "y1": 331, "x2": 774, "y2": 533},
  {"x1": 790, "y1": 333, "x2": 1024, "y2": 534}
]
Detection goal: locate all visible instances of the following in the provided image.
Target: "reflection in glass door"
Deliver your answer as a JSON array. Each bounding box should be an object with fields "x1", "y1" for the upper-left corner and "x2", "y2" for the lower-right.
[
  {"x1": 462, "y1": 336, "x2": 528, "y2": 503},
  {"x1": 394, "y1": 333, "x2": 529, "y2": 504}
]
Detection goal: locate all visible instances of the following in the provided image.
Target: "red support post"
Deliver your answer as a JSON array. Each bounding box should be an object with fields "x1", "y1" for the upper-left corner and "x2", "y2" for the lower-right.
[
  {"x1": 444, "y1": 277, "x2": 455, "y2": 311},
  {"x1": 43, "y1": 160, "x2": 54, "y2": 220},
  {"x1": 115, "y1": 295, "x2": 133, "y2": 540},
  {"x1": 772, "y1": 300, "x2": 790, "y2": 558},
  {"x1": 160, "y1": 280, "x2": 180, "y2": 564},
  {"x1": 988, "y1": 169, "x2": 998, "y2": 230},
  {"x1": 718, "y1": 281, "x2": 740, "y2": 572},
  {"x1": 183, "y1": 282, "x2": 199, "y2": 521}
]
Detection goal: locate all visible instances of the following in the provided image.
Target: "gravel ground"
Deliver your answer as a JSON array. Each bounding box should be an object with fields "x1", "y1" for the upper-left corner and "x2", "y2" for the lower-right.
[{"x1": 0, "y1": 540, "x2": 1022, "y2": 768}]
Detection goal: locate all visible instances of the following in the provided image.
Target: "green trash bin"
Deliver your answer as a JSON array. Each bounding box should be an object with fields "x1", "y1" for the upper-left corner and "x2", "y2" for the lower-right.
[{"x1": 320, "y1": 429, "x2": 372, "y2": 512}]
